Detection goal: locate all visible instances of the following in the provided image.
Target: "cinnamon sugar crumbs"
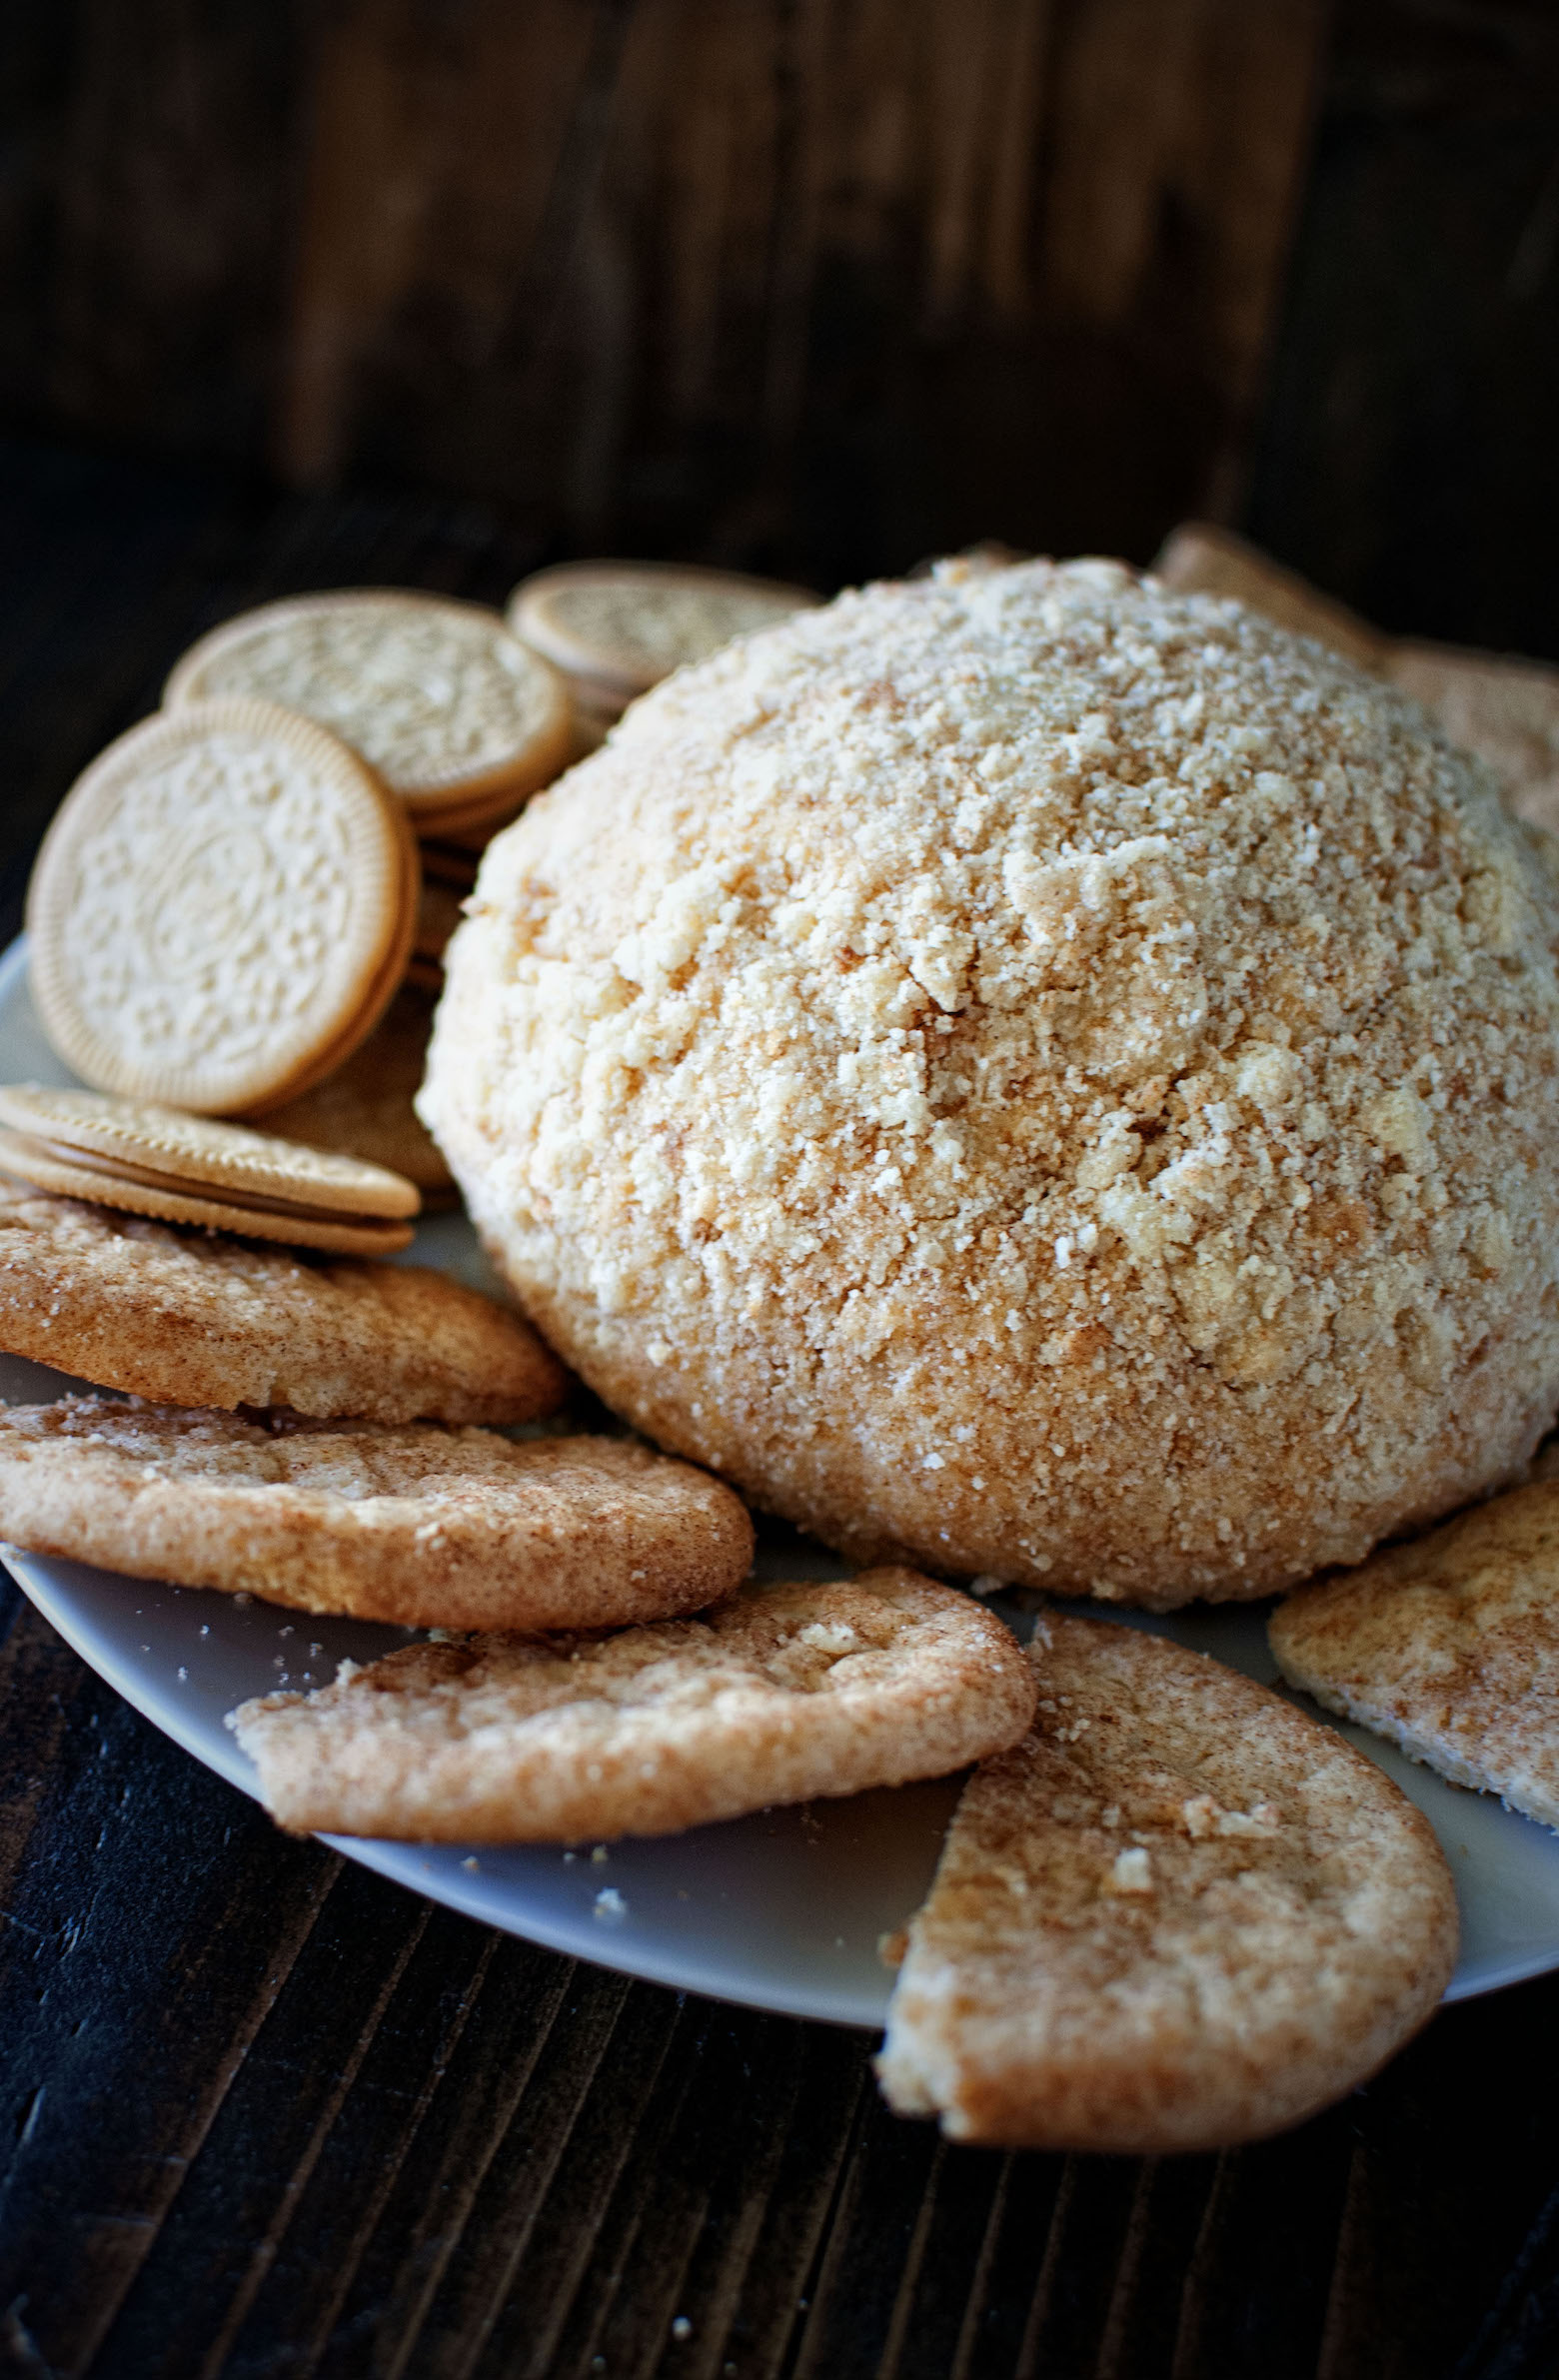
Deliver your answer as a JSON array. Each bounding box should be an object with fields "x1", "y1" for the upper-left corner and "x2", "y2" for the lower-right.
[{"x1": 424, "y1": 559, "x2": 1559, "y2": 1605}]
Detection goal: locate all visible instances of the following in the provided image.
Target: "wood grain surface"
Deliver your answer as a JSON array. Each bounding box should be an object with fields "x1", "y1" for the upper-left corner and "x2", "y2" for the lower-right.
[
  {"x1": 4, "y1": 1, "x2": 1554, "y2": 643},
  {"x1": 1, "y1": 0, "x2": 1330, "y2": 582},
  {"x1": 4, "y1": 1558, "x2": 1559, "y2": 2380},
  {"x1": 3, "y1": 1, "x2": 1559, "y2": 2369}
]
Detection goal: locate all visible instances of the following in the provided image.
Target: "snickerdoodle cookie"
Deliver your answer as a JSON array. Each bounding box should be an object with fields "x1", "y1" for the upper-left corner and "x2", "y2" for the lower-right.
[
  {"x1": 0, "y1": 1186, "x2": 565, "y2": 1423},
  {"x1": 233, "y1": 1569, "x2": 1035, "y2": 1840},
  {"x1": 875, "y1": 1616, "x2": 1457, "y2": 2151},
  {"x1": 422, "y1": 558, "x2": 1559, "y2": 1605},
  {"x1": 0, "y1": 1400, "x2": 752, "y2": 1628},
  {"x1": 1271, "y1": 1480, "x2": 1559, "y2": 1831}
]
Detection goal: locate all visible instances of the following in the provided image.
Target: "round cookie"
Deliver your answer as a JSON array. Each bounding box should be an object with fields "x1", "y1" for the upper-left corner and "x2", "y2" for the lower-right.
[
  {"x1": 508, "y1": 562, "x2": 819, "y2": 696},
  {"x1": 0, "y1": 1186, "x2": 564, "y2": 1422},
  {"x1": 0, "y1": 1138, "x2": 413, "y2": 1256},
  {"x1": 0, "y1": 1086, "x2": 418, "y2": 1216},
  {"x1": 232, "y1": 1569, "x2": 1037, "y2": 1840},
  {"x1": 875, "y1": 1616, "x2": 1459, "y2": 2152},
  {"x1": 28, "y1": 698, "x2": 416, "y2": 1114},
  {"x1": 423, "y1": 558, "x2": 1559, "y2": 1605},
  {"x1": 258, "y1": 988, "x2": 456, "y2": 1201},
  {"x1": 164, "y1": 592, "x2": 573, "y2": 824},
  {"x1": 0, "y1": 1400, "x2": 753, "y2": 1629}
]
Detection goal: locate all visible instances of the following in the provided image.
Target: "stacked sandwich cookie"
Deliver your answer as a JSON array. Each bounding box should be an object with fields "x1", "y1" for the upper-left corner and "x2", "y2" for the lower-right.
[
  {"x1": 24, "y1": 572, "x2": 625, "y2": 1184},
  {"x1": 258, "y1": 987, "x2": 457, "y2": 1205},
  {"x1": 0, "y1": 1087, "x2": 422, "y2": 1255},
  {"x1": 156, "y1": 591, "x2": 572, "y2": 1080},
  {"x1": 507, "y1": 561, "x2": 818, "y2": 743},
  {"x1": 163, "y1": 591, "x2": 575, "y2": 846},
  {"x1": 27, "y1": 700, "x2": 419, "y2": 1117}
]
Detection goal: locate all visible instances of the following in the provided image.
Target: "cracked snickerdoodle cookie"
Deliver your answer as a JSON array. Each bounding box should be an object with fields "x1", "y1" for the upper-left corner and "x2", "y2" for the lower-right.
[
  {"x1": 0, "y1": 1399, "x2": 752, "y2": 1629},
  {"x1": 1270, "y1": 1479, "x2": 1559, "y2": 1831},
  {"x1": 875, "y1": 1615, "x2": 1457, "y2": 2150},
  {"x1": 234, "y1": 1568, "x2": 1034, "y2": 1840},
  {"x1": 0, "y1": 1185, "x2": 565, "y2": 1424}
]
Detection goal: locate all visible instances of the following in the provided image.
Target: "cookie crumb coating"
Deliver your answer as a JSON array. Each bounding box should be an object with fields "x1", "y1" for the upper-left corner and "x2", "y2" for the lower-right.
[{"x1": 422, "y1": 559, "x2": 1559, "y2": 1605}]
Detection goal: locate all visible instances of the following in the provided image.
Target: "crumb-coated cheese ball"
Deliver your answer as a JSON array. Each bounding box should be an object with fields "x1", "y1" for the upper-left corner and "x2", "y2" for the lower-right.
[{"x1": 420, "y1": 558, "x2": 1559, "y2": 1607}]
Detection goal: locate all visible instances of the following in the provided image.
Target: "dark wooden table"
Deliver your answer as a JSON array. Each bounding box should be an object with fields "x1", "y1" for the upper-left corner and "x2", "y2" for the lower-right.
[{"x1": 1, "y1": 438, "x2": 1559, "y2": 2380}]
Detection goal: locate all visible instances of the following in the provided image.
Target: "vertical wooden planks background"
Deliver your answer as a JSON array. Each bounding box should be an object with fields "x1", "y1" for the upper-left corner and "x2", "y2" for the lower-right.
[
  {"x1": 0, "y1": 0, "x2": 1332, "y2": 582},
  {"x1": 4, "y1": 0, "x2": 1555, "y2": 645},
  {"x1": 273, "y1": 0, "x2": 1331, "y2": 572}
]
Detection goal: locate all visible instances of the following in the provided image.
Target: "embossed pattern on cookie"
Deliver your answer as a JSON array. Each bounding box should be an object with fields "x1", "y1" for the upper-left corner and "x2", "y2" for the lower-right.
[
  {"x1": 164, "y1": 592, "x2": 572, "y2": 818},
  {"x1": 27, "y1": 699, "x2": 414, "y2": 1114},
  {"x1": 509, "y1": 563, "x2": 818, "y2": 694}
]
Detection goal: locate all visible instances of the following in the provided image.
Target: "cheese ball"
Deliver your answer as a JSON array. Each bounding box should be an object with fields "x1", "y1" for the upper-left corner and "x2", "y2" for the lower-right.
[{"x1": 420, "y1": 559, "x2": 1559, "y2": 1606}]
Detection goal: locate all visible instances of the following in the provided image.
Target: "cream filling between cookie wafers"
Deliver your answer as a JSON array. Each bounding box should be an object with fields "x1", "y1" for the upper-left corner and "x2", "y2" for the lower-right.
[{"x1": 1, "y1": 1132, "x2": 393, "y2": 1226}]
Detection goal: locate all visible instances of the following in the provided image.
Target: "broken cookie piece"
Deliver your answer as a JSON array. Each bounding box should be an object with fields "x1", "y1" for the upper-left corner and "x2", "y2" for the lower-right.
[
  {"x1": 1271, "y1": 1479, "x2": 1559, "y2": 1831},
  {"x1": 233, "y1": 1570, "x2": 1035, "y2": 1840},
  {"x1": 875, "y1": 1615, "x2": 1457, "y2": 2152}
]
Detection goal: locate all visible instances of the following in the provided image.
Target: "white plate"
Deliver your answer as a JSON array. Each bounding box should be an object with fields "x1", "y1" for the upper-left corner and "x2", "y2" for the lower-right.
[{"x1": 2, "y1": 935, "x2": 1558, "y2": 2022}]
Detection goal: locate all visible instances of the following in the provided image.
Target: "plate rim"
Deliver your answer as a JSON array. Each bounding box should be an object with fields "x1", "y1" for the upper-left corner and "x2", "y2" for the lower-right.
[
  {"x1": 3, "y1": 1541, "x2": 916, "y2": 2028},
  {"x1": 2, "y1": 927, "x2": 1557, "y2": 2019}
]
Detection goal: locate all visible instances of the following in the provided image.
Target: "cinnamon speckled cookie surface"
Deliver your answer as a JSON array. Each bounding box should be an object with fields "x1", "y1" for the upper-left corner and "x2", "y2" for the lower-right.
[
  {"x1": 0, "y1": 1399, "x2": 751, "y2": 1629},
  {"x1": 0, "y1": 1187, "x2": 562, "y2": 1423},
  {"x1": 234, "y1": 1568, "x2": 1034, "y2": 1840},
  {"x1": 875, "y1": 1616, "x2": 1458, "y2": 2151}
]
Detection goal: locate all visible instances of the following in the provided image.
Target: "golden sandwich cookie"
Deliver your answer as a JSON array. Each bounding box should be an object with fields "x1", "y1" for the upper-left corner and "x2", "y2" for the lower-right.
[
  {"x1": 27, "y1": 700, "x2": 418, "y2": 1116},
  {"x1": 164, "y1": 590, "x2": 572, "y2": 829}
]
